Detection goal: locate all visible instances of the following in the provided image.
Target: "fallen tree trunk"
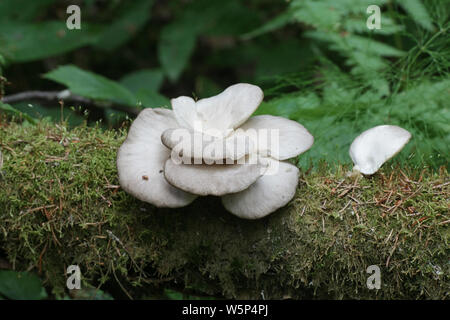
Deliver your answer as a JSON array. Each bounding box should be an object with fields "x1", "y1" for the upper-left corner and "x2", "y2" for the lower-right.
[{"x1": 0, "y1": 120, "x2": 448, "y2": 299}]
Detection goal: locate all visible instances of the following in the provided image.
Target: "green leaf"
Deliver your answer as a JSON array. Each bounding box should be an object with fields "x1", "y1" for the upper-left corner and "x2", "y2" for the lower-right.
[
  {"x1": 120, "y1": 69, "x2": 164, "y2": 94},
  {"x1": 158, "y1": 22, "x2": 197, "y2": 82},
  {"x1": 254, "y1": 93, "x2": 321, "y2": 120},
  {"x1": 136, "y1": 90, "x2": 169, "y2": 108},
  {"x1": 242, "y1": 10, "x2": 293, "y2": 40},
  {"x1": 344, "y1": 34, "x2": 404, "y2": 56},
  {"x1": 11, "y1": 102, "x2": 85, "y2": 127},
  {"x1": 157, "y1": 0, "x2": 259, "y2": 81},
  {"x1": 0, "y1": 0, "x2": 55, "y2": 22},
  {"x1": 344, "y1": 17, "x2": 404, "y2": 35},
  {"x1": 96, "y1": 0, "x2": 154, "y2": 51},
  {"x1": 195, "y1": 76, "x2": 222, "y2": 98},
  {"x1": 44, "y1": 65, "x2": 137, "y2": 106},
  {"x1": 0, "y1": 101, "x2": 20, "y2": 113},
  {"x1": 306, "y1": 31, "x2": 404, "y2": 57},
  {"x1": 164, "y1": 289, "x2": 184, "y2": 300},
  {"x1": 119, "y1": 68, "x2": 168, "y2": 109},
  {"x1": 398, "y1": 0, "x2": 434, "y2": 31},
  {"x1": 291, "y1": 1, "x2": 342, "y2": 31},
  {"x1": 197, "y1": 0, "x2": 260, "y2": 36},
  {"x1": 0, "y1": 101, "x2": 36, "y2": 124},
  {"x1": 0, "y1": 270, "x2": 47, "y2": 300},
  {"x1": 290, "y1": 0, "x2": 389, "y2": 30},
  {"x1": 0, "y1": 21, "x2": 101, "y2": 63}
]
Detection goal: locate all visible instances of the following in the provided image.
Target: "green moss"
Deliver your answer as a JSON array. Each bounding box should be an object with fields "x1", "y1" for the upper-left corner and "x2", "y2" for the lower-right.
[{"x1": 0, "y1": 120, "x2": 448, "y2": 299}]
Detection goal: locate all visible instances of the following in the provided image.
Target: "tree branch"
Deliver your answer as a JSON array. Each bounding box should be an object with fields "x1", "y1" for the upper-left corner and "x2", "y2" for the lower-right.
[{"x1": 1, "y1": 90, "x2": 140, "y2": 116}]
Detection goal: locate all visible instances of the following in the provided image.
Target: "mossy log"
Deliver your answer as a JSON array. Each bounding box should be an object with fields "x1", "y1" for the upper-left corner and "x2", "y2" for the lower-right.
[{"x1": 0, "y1": 121, "x2": 448, "y2": 299}]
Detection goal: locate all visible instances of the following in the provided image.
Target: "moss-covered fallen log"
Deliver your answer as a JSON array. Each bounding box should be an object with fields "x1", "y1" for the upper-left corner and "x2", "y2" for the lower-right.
[{"x1": 0, "y1": 121, "x2": 448, "y2": 299}]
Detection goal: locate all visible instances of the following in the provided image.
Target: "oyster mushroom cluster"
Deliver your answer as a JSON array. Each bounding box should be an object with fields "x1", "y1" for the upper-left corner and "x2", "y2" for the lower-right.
[
  {"x1": 117, "y1": 83, "x2": 413, "y2": 219},
  {"x1": 117, "y1": 83, "x2": 314, "y2": 219}
]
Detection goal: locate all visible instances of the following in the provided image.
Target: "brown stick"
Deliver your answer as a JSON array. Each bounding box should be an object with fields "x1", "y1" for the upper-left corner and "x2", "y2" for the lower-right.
[{"x1": 1, "y1": 90, "x2": 140, "y2": 116}]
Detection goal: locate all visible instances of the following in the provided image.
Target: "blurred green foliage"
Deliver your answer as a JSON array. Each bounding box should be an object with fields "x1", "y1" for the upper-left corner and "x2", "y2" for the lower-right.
[
  {"x1": 0, "y1": 270, "x2": 47, "y2": 300},
  {"x1": 0, "y1": 0, "x2": 448, "y2": 170}
]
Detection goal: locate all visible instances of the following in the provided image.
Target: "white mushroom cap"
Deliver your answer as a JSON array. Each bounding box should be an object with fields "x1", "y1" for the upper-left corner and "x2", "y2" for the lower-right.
[
  {"x1": 221, "y1": 158, "x2": 299, "y2": 219},
  {"x1": 161, "y1": 128, "x2": 255, "y2": 163},
  {"x1": 349, "y1": 125, "x2": 412, "y2": 175},
  {"x1": 164, "y1": 156, "x2": 265, "y2": 196},
  {"x1": 117, "y1": 108, "x2": 197, "y2": 207},
  {"x1": 239, "y1": 115, "x2": 314, "y2": 160},
  {"x1": 171, "y1": 83, "x2": 263, "y2": 137}
]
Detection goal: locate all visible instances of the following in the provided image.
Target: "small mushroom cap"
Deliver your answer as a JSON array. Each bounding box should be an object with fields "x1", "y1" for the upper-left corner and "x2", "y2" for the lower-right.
[
  {"x1": 117, "y1": 108, "x2": 197, "y2": 208},
  {"x1": 221, "y1": 159, "x2": 299, "y2": 219},
  {"x1": 350, "y1": 125, "x2": 412, "y2": 175},
  {"x1": 161, "y1": 128, "x2": 255, "y2": 163},
  {"x1": 164, "y1": 157, "x2": 265, "y2": 196},
  {"x1": 171, "y1": 83, "x2": 263, "y2": 137},
  {"x1": 239, "y1": 115, "x2": 314, "y2": 160}
]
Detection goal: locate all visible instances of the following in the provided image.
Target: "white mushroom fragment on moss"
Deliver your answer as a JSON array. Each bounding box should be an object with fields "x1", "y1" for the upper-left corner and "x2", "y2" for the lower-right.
[
  {"x1": 117, "y1": 83, "x2": 314, "y2": 219},
  {"x1": 349, "y1": 125, "x2": 412, "y2": 175}
]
